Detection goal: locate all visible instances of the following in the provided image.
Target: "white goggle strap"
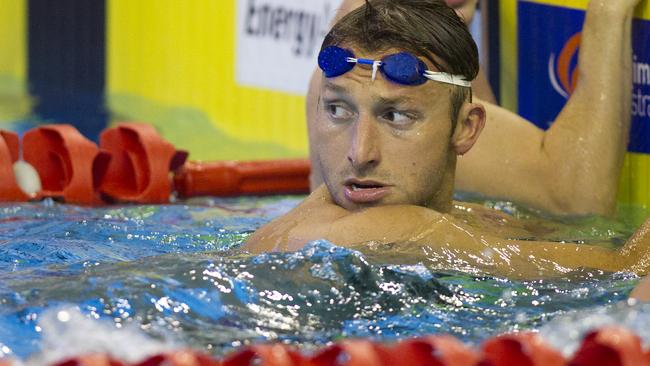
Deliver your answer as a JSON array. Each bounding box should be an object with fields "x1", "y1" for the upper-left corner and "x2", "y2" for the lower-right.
[
  {"x1": 346, "y1": 57, "x2": 383, "y2": 81},
  {"x1": 424, "y1": 71, "x2": 471, "y2": 88},
  {"x1": 346, "y1": 57, "x2": 472, "y2": 87}
]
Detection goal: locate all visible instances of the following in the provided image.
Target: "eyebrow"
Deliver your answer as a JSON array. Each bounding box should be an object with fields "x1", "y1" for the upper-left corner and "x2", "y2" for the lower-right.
[
  {"x1": 375, "y1": 95, "x2": 418, "y2": 106},
  {"x1": 323, "y1": 81, "x2": 349, "y2": 95},
  {"x1": 324, "y1": 80, "x2": 419, "y2": 105}
]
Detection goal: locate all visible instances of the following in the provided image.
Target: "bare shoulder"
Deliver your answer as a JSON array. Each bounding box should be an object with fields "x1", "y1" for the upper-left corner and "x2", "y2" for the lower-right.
[
  {"x1": 326, "y1": 204, "x2": 448, "y2": 245},
  {"x1": 242, "y1": 185, "x2": 348, "y2": 253}
]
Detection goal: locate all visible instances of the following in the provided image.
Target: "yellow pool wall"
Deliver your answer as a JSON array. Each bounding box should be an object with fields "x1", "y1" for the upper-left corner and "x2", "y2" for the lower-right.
[{"x1": 0, "y1": 0, "x2": 30, "y2": 122}]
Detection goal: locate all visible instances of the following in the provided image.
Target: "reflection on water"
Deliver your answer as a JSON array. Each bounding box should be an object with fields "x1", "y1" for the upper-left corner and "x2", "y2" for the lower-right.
[{"x1": 0, "y1": 196, "x2": 645, "y2": 361}]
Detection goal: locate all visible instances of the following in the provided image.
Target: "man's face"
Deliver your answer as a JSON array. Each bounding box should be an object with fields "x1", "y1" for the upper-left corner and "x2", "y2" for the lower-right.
[{"x1": 314, "y1": 48, "x2": 457, "y2": 211}]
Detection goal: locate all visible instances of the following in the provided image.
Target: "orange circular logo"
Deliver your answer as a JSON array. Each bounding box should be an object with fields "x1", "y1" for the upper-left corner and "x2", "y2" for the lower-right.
[{"x1": 549, "y1": 32, "x2": 581, "y2": 98}]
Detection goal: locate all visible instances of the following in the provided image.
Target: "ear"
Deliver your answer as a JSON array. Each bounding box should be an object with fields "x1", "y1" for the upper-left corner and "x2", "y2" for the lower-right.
[{"x1": 451, "y1": 102, "x2": 486, "y2": 155}]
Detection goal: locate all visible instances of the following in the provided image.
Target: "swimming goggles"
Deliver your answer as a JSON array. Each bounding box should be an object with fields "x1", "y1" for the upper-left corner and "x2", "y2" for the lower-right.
[{"x1": 318, "y1": 46, "x2": 471, "y2": 88}]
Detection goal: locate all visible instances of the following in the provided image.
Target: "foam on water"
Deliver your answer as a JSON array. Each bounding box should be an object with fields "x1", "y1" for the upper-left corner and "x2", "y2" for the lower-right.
[
  {"x1": 540, "y1": 300, "x2": 650, "y2": 356},
  {"x1": 24, "y1": 307, "x2": 173, "y2": 365}
]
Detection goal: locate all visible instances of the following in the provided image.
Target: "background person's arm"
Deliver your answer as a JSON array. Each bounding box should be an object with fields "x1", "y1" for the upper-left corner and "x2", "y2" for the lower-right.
[{"x1": 456, "y1": 0, "x2": 637, "y2": 215}]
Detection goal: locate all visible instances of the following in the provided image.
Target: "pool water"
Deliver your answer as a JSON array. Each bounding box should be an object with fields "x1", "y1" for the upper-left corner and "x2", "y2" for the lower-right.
[{"x1": 0, "y1": 196, "x2": 648, "y2": 363}]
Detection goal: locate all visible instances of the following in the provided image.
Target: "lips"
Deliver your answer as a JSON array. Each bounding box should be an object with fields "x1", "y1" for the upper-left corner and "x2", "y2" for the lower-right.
[{"x1": 343, "y1": 179, "x2": 391, "y2": 204}]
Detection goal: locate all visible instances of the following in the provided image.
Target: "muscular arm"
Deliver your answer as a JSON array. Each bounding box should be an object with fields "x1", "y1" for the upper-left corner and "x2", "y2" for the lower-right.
[
  {"x1": 328, "y1": 206, "x2": 629, "y2": 278},
  {"x1": 327, "y1": 209, "x2": 650, "y2": 279},
  {"x1": 245, "y1": 189, "x2": 650, "y2": 279},
  {"x1": 457, "y1": 1, "x2": 636, "y2": 215}
]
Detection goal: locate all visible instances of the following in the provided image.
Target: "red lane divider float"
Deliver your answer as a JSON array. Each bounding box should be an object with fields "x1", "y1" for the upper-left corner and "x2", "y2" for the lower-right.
[
  {"x1": 222, "y1": 344, "x2": 303, "y2": 366},
  {"x1": 22, "y1": 124, "x2": 112, "y2": 205},
  {"x1": 8, "y1": 327, "x2": 647, "y2": 366},
  {"x1": 135, "y1": 350, "x2": 219, "y2": 366},
  {"x1": 0, "y1": 123, "x2": 310, "y2": 205},
  {"x1": 0, "y1": 130, "x2": 28, "y2": 202},
  {"x1": 480, "y1": 332, "x2": 565, "y2": 366},
  {"x1": 570, "y1": 327, "x2": 650, "y2": 366},
  {"x1": 53, "y1": 354, "x2": 125, "y2": 366},
  {"x1": 99, "y1": 123, "x2": 188, "y2": 204},
  {"x1": 310, "y1": 340, "x2": 391, "y2": 366},
  {"x1": 392, "y1": 336, "x2": 480, "y2": 366}
]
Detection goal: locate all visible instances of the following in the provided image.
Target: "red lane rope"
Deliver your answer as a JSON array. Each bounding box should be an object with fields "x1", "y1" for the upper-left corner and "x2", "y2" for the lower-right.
[
  {"x1": 9, "y1": 327, "x2": 646, "y2": 366},
  {"x1": 0, "y1": 123, "x2": 310, "y2": 205}
]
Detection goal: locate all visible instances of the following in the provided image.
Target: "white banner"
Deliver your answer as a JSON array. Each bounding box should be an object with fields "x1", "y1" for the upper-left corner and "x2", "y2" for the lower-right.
[{"x1": 236, "y1": 0, "x2": 342, "y2": 95}]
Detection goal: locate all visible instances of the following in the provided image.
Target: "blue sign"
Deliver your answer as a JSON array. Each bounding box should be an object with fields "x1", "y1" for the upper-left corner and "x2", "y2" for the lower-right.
[
  {"x1": 631, "y1": 17, "x2": 650, "y2": 153},
  {"x1": 517, "y1": 1, "x2": 650, "y2": 154}
]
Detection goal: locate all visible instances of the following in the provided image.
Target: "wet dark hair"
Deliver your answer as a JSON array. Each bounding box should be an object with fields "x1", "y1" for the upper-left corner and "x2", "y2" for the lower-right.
[{"x1": 321, "y1": 0, "x2": 479, "y2": 124}]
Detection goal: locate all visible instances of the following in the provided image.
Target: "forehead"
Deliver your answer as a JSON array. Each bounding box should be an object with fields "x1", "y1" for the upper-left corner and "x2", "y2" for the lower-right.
[{"x1": 321, "y1": 46, "x2": 450, "y2": 103}]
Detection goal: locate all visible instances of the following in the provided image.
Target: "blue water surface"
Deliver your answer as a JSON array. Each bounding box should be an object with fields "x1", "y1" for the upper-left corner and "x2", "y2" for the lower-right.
[{"x1": 0, "y1": 196, "x2": 646, "y2": 361}]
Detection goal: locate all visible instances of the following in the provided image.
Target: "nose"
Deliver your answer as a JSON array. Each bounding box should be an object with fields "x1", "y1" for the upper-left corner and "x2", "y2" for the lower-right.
[{"x1": 347, "y1": 115, "x2": 381, "y2": 170}]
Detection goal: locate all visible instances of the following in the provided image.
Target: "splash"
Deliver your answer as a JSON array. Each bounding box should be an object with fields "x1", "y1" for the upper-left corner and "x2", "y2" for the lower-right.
[{"x1": 25, "y1": 307, "x2": 174, "y2": 366}]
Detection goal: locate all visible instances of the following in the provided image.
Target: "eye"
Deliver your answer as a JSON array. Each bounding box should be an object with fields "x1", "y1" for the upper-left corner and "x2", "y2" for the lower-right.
[
  {"x1": 326, "y1": 104, "x2": 354, "y2": 121},
  {"x1": 382, "y1": 110, "x2": 417, "y2": 126}
]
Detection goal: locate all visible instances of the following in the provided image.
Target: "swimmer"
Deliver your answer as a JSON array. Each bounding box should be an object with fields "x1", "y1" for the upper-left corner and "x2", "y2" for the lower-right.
[
  {"x1": 245, "y1": 0, "x2": 650, "y2": 278},
  {"x1": 307, "y1": 0, "x2": 635, "y2": 216}
]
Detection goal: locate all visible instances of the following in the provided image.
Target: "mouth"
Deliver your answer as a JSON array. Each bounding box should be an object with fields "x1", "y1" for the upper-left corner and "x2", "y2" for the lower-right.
[{"x1": 343, "y1": 179, "x2": 391, "y2": 204}]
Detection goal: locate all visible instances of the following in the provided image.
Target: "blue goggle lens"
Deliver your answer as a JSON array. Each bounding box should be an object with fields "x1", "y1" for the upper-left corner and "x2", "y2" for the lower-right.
[
  {"x1": 382, "y1": 52, "x2": 428, "y2": 86},
  {"x1": 318, "y1": 46, "x2": 429, "y2": 86},
  {"x1": 318, "y1": 46, "x2": 355, "y2": 78}
]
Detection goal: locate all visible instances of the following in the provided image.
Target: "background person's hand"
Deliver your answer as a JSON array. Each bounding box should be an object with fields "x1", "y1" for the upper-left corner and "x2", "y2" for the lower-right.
[{"x1": 447, "y1": 0, "x2": 478, "y2": 24}]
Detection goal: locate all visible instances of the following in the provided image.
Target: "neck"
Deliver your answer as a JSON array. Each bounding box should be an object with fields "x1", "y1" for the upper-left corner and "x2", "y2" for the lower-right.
[{"x1": 426, "y1": 155, "x2": 457, "y2": 213}]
